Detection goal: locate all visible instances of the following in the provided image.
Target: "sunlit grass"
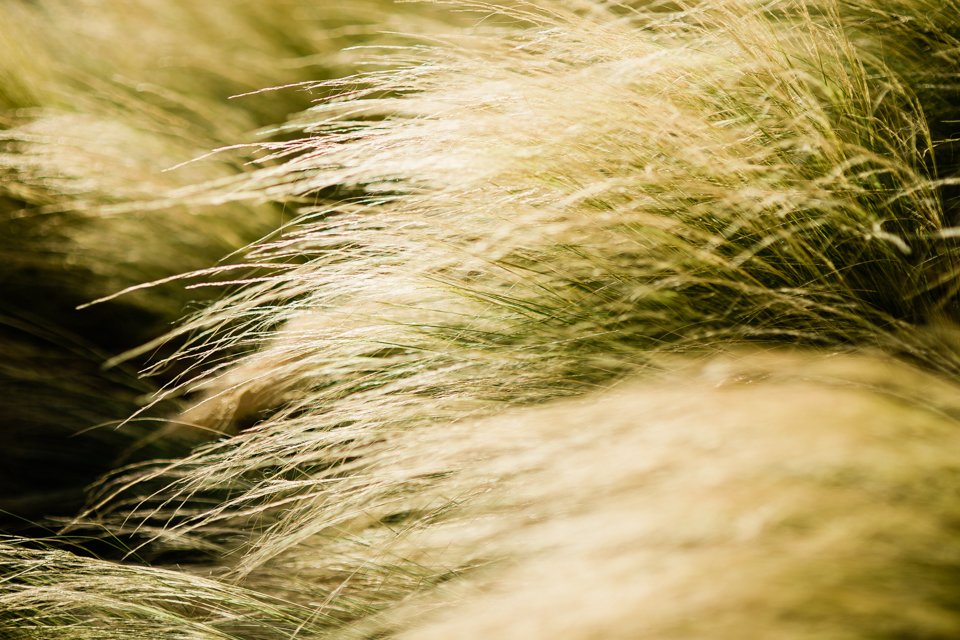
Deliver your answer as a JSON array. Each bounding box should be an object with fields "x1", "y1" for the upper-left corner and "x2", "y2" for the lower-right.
[{"x1": 3, "y1": 1, "x2": 960, "y2": 638}]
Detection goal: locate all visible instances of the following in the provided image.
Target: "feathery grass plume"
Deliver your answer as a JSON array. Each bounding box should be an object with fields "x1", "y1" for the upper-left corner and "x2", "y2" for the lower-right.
[
  {"x1": 88, "y1": 0, "x2": 960, "y2": 538},
  {"x1": 0, "y1": 542, "x2": 328, "y2": 639},
  {"x1": 4, "y1": 0, "x2": 960, "y2": 637},
  {"x1": 0, "y1": 0, "x2": 451, "y2": 529},
  {"x1": 143, "y1": 0, "x2": 960, "y2": 416},
  {"x1": 8, "y1": 352, "x2": 960, "y2": 638},
  {"x1": 0, "y1": 0, "x2": 450, "y2": 338}
]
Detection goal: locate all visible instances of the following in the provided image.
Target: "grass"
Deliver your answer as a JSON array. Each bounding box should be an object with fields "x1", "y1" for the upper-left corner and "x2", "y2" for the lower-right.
[{"x1": 2, "y1": 0, "x2": 960, "y2": 638}]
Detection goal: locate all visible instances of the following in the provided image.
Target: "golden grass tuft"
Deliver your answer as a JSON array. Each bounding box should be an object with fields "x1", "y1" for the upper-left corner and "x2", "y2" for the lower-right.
[{"x1": 3, "y1": 1, "x2": 960, "y2": 638}]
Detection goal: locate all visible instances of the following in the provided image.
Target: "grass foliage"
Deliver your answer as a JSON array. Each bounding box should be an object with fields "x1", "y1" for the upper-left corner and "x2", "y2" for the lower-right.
[{"x1": 3, "y1": 0, "x2": 960, "y2": 637}]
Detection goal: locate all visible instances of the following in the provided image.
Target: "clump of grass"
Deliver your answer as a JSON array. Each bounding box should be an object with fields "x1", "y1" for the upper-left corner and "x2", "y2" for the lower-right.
[
  {"x1": 10, "y1": 352, "x2": 960, "y2": 639},
  {"x1": 0, "y1": 542, "x2": 329, "y2": 639},
  {"x1": 5, "y1": 1, "x2": 960, "y2": 638},
  {"x1": 0, "y1": 0, "x2": 450, "y2": 333},
  {"x1": 98, "y1": 0, "x2": 960, "y2": 530},
  {"x1": 155, "y1": 0, "x2": 960, "y2": 410},
  {"x1": 0, "y1": 0, "x2": 448, "y2": 530}
]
